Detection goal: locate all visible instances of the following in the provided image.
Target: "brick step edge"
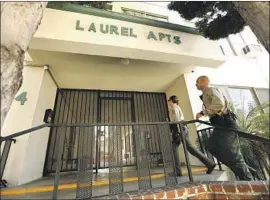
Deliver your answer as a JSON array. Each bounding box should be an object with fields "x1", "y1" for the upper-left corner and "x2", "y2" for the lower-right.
[{"x1": 99, "y1": 181, "x2": 269, "y2": 199}]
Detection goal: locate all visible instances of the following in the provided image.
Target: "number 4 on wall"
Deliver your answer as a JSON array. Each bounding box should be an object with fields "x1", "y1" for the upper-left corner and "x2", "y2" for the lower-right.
[{"x1": 15, "y1": 92, "x2": 27, "y2": 105}]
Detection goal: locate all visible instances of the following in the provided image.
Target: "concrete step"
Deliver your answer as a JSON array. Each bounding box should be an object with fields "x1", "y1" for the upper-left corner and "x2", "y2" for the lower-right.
[{"x1": 1, "y1": 167, "x2": 228, "y2": 199}]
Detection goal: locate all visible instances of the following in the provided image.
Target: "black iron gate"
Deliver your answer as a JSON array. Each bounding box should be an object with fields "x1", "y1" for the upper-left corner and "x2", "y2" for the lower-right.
[{"x1": 44, "y1": 89, "x2": 169, "y2": 174}]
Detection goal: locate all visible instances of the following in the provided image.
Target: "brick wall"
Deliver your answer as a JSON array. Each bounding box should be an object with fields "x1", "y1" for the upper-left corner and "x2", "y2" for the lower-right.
[{"x1": 101, "y1": 181, "x2": 269, "y2": 200}]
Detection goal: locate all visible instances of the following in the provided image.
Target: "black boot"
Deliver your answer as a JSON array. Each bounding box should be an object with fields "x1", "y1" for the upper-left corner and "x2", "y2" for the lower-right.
[{"x1": 206, "y1": 164, "x2": 216, "y2": 174}]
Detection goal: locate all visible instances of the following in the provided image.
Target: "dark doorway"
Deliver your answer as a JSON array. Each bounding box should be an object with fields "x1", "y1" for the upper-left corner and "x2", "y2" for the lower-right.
[
  {"x1": 43, "y1": 89, "x2": 169, "y2": 174},
  {"x1": 97, "y1": 95, "x2": 135, "y2": 170}
]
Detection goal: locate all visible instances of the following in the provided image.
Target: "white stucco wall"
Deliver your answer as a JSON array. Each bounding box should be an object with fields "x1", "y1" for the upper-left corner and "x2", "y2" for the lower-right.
[
  {"x1": 1, "y1": 67, "x2": 57, "y2": 186},
  {"x1": 20, "y1": 70, "x2": 57, "y2": 184},
  {"x1": 29, "y1": 8, "x2": 224, "y2": 67},
  {"x1": 255, "y1": 54, "x2": 269, "y2": 83},
  {"x1": 1, "y1": 67, "x2": 44, "y2": 186},
  {"x1": 165, "y1": 75, "x2": 202, "y2": 167},
  {"x1": 189, "y1": 56, "x2": 269, "y2": 90}
]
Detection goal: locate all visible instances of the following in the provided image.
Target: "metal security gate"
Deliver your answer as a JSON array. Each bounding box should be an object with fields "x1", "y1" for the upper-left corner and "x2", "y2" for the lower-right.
[
  {"x1": 44, "y1": 89, "x2": 169, "y2": 174},
  {"x1": 97, "y1": 93, "x2": 135, "y2": 171}
]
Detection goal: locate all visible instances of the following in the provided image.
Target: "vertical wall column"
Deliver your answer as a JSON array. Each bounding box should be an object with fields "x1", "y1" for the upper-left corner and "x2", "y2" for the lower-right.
[
  {"x1": 1, "y1": 66, "x2": 57, "y2": 186},
  {"x1": 165, "y1": 74, "x2": 202, "y2": 167}
]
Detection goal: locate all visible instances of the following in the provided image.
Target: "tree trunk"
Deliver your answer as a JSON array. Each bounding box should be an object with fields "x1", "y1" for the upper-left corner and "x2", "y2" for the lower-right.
[
  {"x1": 1, "y1": 2, "x2": 47, "y2": 130},
  {"x1": 233, "y1": 2, "x2": 269, "y2": 52}
]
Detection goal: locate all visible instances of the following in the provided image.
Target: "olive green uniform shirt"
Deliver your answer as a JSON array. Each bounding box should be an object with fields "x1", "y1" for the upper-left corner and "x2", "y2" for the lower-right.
[{"x1": 202, "y1": 87, "x2": 227, "y2": 117}]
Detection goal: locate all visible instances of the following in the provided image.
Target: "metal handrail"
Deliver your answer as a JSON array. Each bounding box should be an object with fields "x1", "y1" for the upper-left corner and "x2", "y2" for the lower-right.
[
  {"x1": 197, "y1": 127, "x2": 213, "y2": 131},
  {"x1": 186, "y1": 119, "x2": 270, "y2": 145},
  {"x1": 0, "y1": 124, "x2": 50, "y2": 143},
  {"x1": 0, "y1": 138, "x2": 16, "y2": 187},
  {"x1": 1, "y1": 120, "x2": 269, "y2": 144},
  {"x1": 1, "y1": 119, "x2": 269, "y2": 197}
]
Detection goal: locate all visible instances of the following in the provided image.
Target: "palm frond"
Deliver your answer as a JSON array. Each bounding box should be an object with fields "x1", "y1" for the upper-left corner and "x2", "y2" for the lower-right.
[{"x1": 246, "y1": 101, "x2": 270, "y2": 120}]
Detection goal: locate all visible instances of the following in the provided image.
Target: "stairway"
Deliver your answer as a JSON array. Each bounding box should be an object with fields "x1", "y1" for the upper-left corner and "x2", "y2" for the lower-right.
[{"x1": 1, "y1": 167, "x2": 228, "y2": 199}]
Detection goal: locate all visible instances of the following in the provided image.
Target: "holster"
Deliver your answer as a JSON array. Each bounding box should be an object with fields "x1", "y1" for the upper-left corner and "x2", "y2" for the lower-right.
[{"x1": 210, "y1": 112, "x2": 235, "y2": 126}]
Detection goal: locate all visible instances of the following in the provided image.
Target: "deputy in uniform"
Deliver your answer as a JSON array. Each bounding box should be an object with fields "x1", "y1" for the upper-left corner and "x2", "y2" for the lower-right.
[
  {"x1": 168, "y1": 95, "x2": 216, "y2": 177},
  {"x1": 195, "y1": 76, "x2": 252, "y2": 180}
]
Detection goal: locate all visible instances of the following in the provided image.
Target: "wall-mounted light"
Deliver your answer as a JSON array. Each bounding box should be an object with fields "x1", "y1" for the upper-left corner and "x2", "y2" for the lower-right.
[
  {"x1": 120, "y1": 58, "x2": 130, "y2": 65},
  {"x1": 43, "y1": 109, "x2": 53, "y2": 123},
  {"x1": 43, "y1": 65, "x2": 49, "y2": 70}
]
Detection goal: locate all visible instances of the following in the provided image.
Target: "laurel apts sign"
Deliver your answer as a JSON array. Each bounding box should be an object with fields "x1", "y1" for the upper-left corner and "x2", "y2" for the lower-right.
[{"x1": 75, "y1": 20, "x2": 182, "y2": 45}]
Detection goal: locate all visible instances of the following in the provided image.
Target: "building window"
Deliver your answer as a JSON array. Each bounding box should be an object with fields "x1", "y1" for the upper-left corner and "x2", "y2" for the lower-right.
[
  {"x1": 122, "y1": 7, "x2": 168, "y2": 22},
  {"x1": 218, "y1": 38, "x2": 235, "y2": 56},
  {"x1": 248, "y1": 44, "x2": 263, "y2": 52},
  {"x1": 255, "y1": 88, "x2": 269, "y2": 104},
  {"x1": 219, "y1": 46, "x2": 225, "y2": 55},
  {"x1": 228, "y1": 87, "x2": 259, "y2": 114},
  {"x1": 254, "y1": 88, "x2": 269, "y2": 113},
  {"x1": 212, "y1": 85, "x2": 269, "y2": 113}
]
